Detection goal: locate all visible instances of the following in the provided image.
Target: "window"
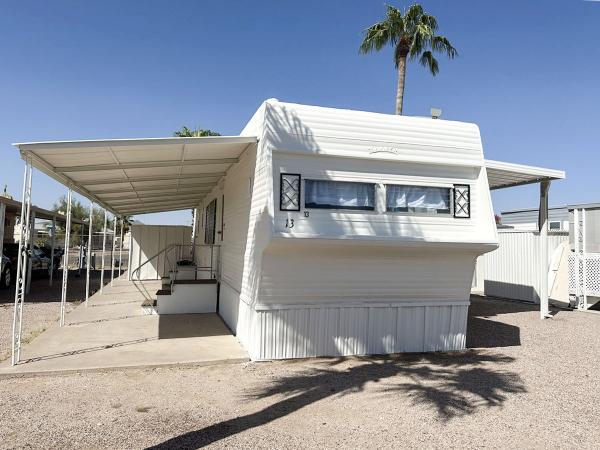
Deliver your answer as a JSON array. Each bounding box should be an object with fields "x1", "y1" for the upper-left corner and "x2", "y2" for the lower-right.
[
  {"x1": 305, "y1": 180, "x2": 375, "y2": 211},
  {"x1": 386, "y1": 185, "x2": 451, "y2": 214},
  {"x1": 204, "y1": 199, "x2": 217, "y2": 245},
  {"x1": 549, "y1": 221, "x2": 561, "y2": 231}
]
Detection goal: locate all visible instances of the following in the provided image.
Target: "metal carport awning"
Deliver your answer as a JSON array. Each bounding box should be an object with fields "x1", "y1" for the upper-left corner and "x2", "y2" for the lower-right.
[
  {"x1": 9, "y1": 135, "x2": 258, "y2": 366},
  {"x1": 484, "y1": 159, "x2": 565, "y2": 320},
  {"x1": 485, "y1": 159, "x2": 565, "y2": 190},
  {"x1": 14, "y1": 136, "x2": 258, "y2": 216}
]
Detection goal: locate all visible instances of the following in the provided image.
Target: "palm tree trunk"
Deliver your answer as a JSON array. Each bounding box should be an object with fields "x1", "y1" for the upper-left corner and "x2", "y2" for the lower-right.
[{"x1": 396, "y1": 55, "x2": 407, "y2": 115}]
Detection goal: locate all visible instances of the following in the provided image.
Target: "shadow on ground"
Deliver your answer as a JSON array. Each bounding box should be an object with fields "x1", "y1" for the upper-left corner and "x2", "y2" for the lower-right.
[
  {"x1": 0, "y1": 269, "x2": 120, "y2": 304},
  {"x1": 466, "y1": 295, "x2": 539, "y2": 348},
  {"x1": 158, "y1": 315, "x2": 230, "y2": 339},
  {"x1": 146, "y1": 350, "x2": 525, "y2": 449}
]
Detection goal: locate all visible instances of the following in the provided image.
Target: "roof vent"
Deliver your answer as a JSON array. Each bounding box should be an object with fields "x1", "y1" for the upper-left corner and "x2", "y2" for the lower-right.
[{"x1": 430, "y1": 108, "x2": 442, "y2": 119}]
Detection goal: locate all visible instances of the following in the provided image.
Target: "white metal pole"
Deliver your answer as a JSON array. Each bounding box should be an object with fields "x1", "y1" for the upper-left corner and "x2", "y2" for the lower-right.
[
  {"x1": 581, "y1": 208, "x2": 587, "y2": 310},
  {"x1": 127, "y1": 231, "x2": 133, "y2": 281},
  {"x1": 59, "y1": 189, "x2": 72, "y2": 327},
  {"x1": 17, "y1": 163, "x2": 33, "y2": 362},
  {"x1": 110, "y1": 216, "x2": 117, "y2": 286},
  {"x1": 100, "y1": 210, "x2": 108, "y2": 293},
  {"x1": 118, "y1": 217, "x2": 124, "y2": 278},
  {"x1": 25, "y1": 211, "x2": 35, "y2": 294},
  {"x1": 12, "y1": 162, "x2": 32, "y2": 365},
  {"x1": 49, "y1": 216, "x2": 56, "y2": 286},
  {"x1": 77, "y1": 222, "x2": 83, "y2": 276},
  {"x1": 538, "y1": 180, "x2": 550, "y2": 319},
  {"x1": 85, "y1": 202, "x2": 93, "y2": 305},
  {"x1": 574, "y1": 208, "x2": 580, "y2": 305}
]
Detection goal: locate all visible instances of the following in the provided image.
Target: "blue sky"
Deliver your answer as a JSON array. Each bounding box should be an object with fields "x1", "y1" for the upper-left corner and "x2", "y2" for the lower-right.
[{"x1": 1, "y1": 0, "x2": 598, "y2": 224}]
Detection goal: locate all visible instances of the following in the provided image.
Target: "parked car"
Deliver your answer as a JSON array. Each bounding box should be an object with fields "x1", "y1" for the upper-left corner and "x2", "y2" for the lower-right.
[
  {"x1": 38, "y1": 245, "x2": 64, "y2": 271},
  {"x1": 2, "y1": 243, "x2": 54, "y2": 285},
  {"x1": 1, "y1": 254, "x2": 11, "y2": 289}
]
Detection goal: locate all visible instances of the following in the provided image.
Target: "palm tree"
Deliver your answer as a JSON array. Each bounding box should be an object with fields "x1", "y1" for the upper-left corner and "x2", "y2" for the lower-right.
[
  {"x1": 174, "y1": 126, "x2": 221, "y2": 137},
  {"x1": 359, "y1": 3, "x2": 457, "y2": 115}
]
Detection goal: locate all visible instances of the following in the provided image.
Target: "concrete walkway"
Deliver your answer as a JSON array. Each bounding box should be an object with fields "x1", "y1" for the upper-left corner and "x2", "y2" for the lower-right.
[{"x1": 0, "y1": 278, "x2": 248, "y2": 376}]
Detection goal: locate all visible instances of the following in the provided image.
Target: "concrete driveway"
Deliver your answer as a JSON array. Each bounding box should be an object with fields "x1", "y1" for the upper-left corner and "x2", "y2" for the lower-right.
[{"x1": 0, "y1": 278, "x2": 248, "y2": 375}]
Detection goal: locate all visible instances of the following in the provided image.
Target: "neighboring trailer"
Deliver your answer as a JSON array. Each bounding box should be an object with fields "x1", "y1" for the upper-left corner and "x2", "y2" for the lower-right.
[
  {"x1": 501, "y1": 205, "x2": 569, "y2": 231},
  {"x1": 195, "y1": 100, "x2": 498, "y2": 360}
]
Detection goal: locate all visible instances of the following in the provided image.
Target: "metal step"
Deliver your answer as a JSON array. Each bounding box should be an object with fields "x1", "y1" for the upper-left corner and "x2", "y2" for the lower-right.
[
  {"x1": 141, "y1": 298, "x2": 157, "y2": 316},
  {"x1": 156, "y1": 288, "x2": 172, "y2": 296}
]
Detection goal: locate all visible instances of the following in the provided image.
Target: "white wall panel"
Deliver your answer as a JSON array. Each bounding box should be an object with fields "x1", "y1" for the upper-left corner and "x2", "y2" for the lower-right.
[
  {"x1": 129, "y1": 225, "x2": 191, "y2": 280},
  {"x1": 481, "y1": 230, "x2": 568, "y2": 303},
  {"x1": 258, "y1": 241, "x2": 477, "y2": 306}
]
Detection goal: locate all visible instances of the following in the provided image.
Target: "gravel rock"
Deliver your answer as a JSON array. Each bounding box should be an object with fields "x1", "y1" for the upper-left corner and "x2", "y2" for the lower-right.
[{"x1": 0, "y1": 296, "x2": 599, "y2": 449}]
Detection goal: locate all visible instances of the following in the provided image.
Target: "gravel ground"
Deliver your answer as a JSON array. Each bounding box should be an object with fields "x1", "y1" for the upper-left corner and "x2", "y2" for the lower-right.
[
  {"x1": 0, "y1": 270, "x2": 111, "y2": 361},
  {"x1": 1, "y1": 297, "x2": 599, "y2": 449}
]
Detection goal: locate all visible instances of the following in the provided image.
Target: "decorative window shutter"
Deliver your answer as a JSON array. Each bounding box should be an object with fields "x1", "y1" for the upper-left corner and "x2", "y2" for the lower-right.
[
  {"x1": 453, "y1": 185, "x2": 471, "y2": 218},
  {"x1": 280, "y1": 173, "x2": 301, "y2": 211}
]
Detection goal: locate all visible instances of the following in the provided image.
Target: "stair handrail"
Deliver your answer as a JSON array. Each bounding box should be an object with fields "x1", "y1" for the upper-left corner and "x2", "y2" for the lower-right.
[
  {"x1": 130, "y1": 243, "x2": 179, "y2": 300},
  {"x1": 171, "y1": 243, "x2": 221, "y2": 282},
  {"x1": 131, "y1": 242, "x2": 221, "y2": 301}
]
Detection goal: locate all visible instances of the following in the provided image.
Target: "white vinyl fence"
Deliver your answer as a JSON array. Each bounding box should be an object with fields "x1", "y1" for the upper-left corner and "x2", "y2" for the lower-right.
[
  {"x1": 129, "y1": 225, "x2": 192, "y2": 280},
  {"x1": 479, "y1": 230, "x2": 568, "y2": 303}
]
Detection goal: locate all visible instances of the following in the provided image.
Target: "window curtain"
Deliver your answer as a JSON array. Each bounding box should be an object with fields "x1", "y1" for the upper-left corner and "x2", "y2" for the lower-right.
[
  {"x1": 305, "y1": 180, "x2": 375, "y2": 210},
  {"x1": 386, "y1": 185, "x2": 450, "y2": 213}
]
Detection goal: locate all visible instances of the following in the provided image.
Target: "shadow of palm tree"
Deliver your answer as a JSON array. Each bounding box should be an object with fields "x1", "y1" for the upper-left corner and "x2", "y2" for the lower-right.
[{"x1": 146, "y1": 350, "x2": 525, "y2": 449}]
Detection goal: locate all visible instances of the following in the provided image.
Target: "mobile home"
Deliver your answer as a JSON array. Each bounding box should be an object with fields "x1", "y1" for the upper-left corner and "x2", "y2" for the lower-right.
[
  {"x1": 14, "y1": 99, "x2": 565, "y2": 361},
  {"x1": 191, "y1": 100, "x2": 498, "y2": 359}
]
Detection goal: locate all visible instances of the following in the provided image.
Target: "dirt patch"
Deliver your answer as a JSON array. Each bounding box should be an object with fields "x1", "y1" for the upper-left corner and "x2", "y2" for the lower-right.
[{"x1": 0, "y1": 270, "x2": 110, "y2": 361}]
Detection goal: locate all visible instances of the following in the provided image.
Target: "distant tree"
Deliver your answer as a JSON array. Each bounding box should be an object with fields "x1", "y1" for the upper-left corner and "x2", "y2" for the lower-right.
[
  {"x1": 52, "y1": 197, "x2": 132, "y2": 246},
  {"x1": 174, "y1": 126, "x2": 221, "y2": 137},
  {"x1": 359, "y1": 3, "x2": 457, "y2": 115}
]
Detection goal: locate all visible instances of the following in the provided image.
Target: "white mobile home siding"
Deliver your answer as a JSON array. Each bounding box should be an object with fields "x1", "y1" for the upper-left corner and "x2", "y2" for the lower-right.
[
  {"x1": 194, "y1": 146, "x2": 258, "y2": 332},
  {"x1": 231, "y1": 100, "x2": 497, "y2": 360}
]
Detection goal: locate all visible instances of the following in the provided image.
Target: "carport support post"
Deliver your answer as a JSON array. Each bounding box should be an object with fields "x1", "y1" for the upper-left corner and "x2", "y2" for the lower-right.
[
  {"x1": 49, "y1": 216, "x2": 56, "y2": 286},
  {"x1": 12, "y1": 160, "x2": 33, "y2": 365},
  {"x1": 100, "y1": 210, "x2": 107, "y2": 293},
  {"x1": 538, "y1": 180, "x2": 550, "y2": 319},
  {"x1": 85, "y1": 201, "x2": 93, "y2": 305},
  {"x1": 118, "y1": 217, "x2": 124, "y2": 277},
  {"x1": 59, "y1": 189, "x2": 72, "y2": 327},
  {"x1": 25, "y1": 211, "x2": 35, "y2": 294},
  {"x1": 110, "y1": 216, "x2": 117, "y2": 286},
  {"x1": 78, "y1": 222, "x2": 84, "y2": 276}
]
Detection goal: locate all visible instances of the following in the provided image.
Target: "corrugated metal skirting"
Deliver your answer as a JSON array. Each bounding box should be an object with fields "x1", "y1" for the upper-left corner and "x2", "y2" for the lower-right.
[{"x1": 250, "y1": 303, "x2": 468, "y2": 360}]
